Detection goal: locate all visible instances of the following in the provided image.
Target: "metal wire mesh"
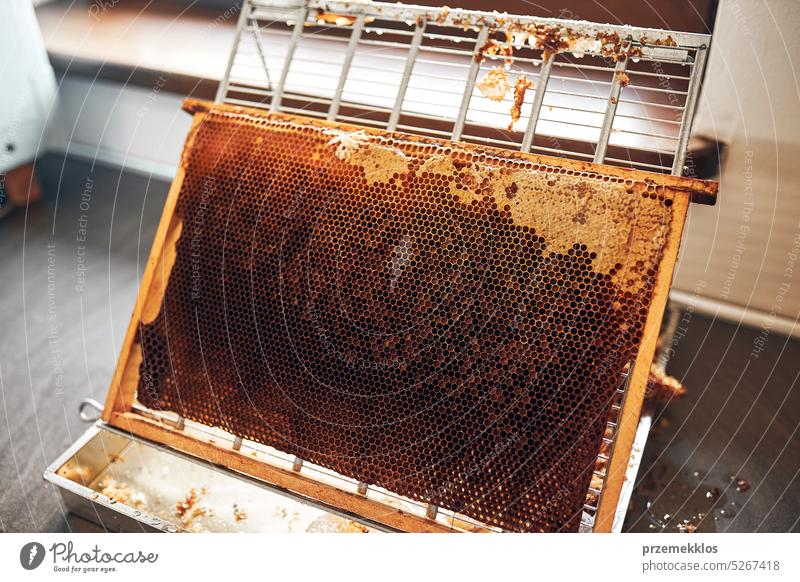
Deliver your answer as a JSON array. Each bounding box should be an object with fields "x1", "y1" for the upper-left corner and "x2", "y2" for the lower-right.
[{"x1": 216, "y1": 0, "x2": 710, "y2": 175}]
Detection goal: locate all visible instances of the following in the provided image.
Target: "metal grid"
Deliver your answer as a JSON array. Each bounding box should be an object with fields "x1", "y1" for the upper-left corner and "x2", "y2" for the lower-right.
[
  {"x1": 201, "y1": 0, "x2": 712, "y2": 532},
  {"x1": 216, "y1": 0, "x2": 710, "y2": 176},
  {"x1": 133, "y1": 406, "x2": 501, "y2": 532}
]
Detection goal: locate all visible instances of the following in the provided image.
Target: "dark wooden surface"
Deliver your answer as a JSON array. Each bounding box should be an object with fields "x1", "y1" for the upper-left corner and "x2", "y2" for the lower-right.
[{"x1": 0, "y1": 155, "x2": 797, "y2": 532}]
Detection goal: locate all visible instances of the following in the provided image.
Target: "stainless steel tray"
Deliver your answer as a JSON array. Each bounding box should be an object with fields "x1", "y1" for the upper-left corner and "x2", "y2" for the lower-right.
[
  {"x1": 44, "y1": 420, "x2": 387, "y2": 533},
  {"x1": 45, "y1": 412, "x2": 650, "y2": 533}
]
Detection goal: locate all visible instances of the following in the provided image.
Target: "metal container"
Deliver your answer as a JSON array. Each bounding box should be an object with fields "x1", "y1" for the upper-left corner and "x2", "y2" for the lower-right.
[
  {"x1": 45, "y1": 416, "x2": 387, "y2": 533},
  {"x1": 45, "y1": 406, "x2": 650, "y2": 533}
]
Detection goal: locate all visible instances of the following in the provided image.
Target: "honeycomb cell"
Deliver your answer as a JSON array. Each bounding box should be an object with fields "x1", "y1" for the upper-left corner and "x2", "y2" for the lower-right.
[{"x1": 136, "y1": 104, "x2": 677, "y2": 532}]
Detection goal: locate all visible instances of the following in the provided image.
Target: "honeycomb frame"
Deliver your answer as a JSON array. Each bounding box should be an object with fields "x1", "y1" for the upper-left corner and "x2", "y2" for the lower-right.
[{"x1": 102, "y1": 99, "x2": 716, "y2": 533}]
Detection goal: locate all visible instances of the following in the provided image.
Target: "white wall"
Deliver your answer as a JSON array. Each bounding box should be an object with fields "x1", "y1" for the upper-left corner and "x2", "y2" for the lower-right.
[
  {"x1": 673, "y1": 0, "x2": 800, "y2": 336},
  {"x1": 52, "y1": 76, "x2": 192, "y2": 180}
]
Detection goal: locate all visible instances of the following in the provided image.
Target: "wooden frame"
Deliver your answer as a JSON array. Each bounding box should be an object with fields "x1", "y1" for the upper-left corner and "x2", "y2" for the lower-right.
[
  {"x1": 102, "y1": 99, "x2": 716, "y2": 533},
  {"x1": 593, "y1": 194, "x2": 690, "y2": 532}
]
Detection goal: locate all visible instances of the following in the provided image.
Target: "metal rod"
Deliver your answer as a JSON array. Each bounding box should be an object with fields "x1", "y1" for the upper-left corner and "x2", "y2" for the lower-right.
[
  {"x1": 593, "y1": 48, "x2": 631, "y2": 164},
  {"x1": 78, "y1": 398, "x2": 103, "y2": 423},
  {"x1": 271, "y1": 6, "x2": 308, "y2": 112},
  {"x1": 617, "y1": 98, "x2": 684, "y2": 111},
  {"x1": 265, "y1": 0, "x2": 712, "y2": 49},
  {"x1": 327, "y1": 13, "x2": 366, "y2": 121},
  {"x1": 521, "y1": 54, "x2": 554, "y2": 151},
  {"x1": 672, "y1": 45, "x2": 708, "y2": 176},
  {"x1": 215, "y1": 0, "x2": 253, "y2": 102},
  {"x1": 583, "y1": 358, "x2": 634, "y2": 531},
  {"x1": 602, "y1": 156, "x2": 672, "y2": 172},
  {"x1": 250, "y1": 18, "x2": 273, "y2": 90},
  {"x1": 292, "y1": 456, "x2": 304, "y2": 471},
  {"x1": 555, "y1": 60, "x2": 691, "y2": 80},
  {"x1": 426, "y1": 504, "x2": 438, "y2": 519},
  {"x1": 387, "y1": 20, "x2": 426, "y2": 131},
  {"x1": 452, "y1": 26, "x2": 489, "y2": 141}
]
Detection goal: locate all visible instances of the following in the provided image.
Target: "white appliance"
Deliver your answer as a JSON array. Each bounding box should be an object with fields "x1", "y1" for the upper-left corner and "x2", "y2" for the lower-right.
[{"x1": 0, "y1": 0, "x2": 58, "y2": 212}]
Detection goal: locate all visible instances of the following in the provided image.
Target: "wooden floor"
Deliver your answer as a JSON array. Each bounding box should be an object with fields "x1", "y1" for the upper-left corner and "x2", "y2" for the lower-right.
[{"x1": 0, "y1": 155, "x2": 797, "y2": 532}]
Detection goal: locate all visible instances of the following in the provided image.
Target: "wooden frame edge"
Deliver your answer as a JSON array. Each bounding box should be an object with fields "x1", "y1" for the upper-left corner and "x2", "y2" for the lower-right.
[
  {"x1": 182, "y1": 98, "x2": 718, "y2": 205},
  {"x1": 592, "y1": 193, "x2": 691, "y2": 532},
  {"x1": 102, "y1": 112, "x2": 207, "y2": 422}
]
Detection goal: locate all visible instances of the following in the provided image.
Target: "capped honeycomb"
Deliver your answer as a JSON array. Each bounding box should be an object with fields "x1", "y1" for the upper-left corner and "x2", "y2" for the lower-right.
[{"x1": 135, "y1": 102, "x2": 682, "y2": 532}]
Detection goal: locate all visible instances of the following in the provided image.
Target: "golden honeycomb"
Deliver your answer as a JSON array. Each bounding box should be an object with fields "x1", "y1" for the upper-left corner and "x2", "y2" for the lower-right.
[{"x1": 135, "y1": 102, "x2": 683, "y2": 532}]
